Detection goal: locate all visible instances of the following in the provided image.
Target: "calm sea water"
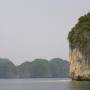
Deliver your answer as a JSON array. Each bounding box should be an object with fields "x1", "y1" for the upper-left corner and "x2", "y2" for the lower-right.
[{"x1": 0, "y1": 78, "x2": 90, "y2": 90}]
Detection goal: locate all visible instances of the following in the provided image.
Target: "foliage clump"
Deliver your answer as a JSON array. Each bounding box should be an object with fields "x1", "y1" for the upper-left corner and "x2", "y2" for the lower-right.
[{"x1": 68, "y1": 12, "x2": 90, "y2": 49}]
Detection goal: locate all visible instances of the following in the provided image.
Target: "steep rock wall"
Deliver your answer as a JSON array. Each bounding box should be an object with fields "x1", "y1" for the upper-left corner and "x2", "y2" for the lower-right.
[
  {"x1": 69, "y1": 48, "x2": 90, "y2": 80},
  {"x1": 68, "y1": 12, "x2": 90, "y2": 80}
]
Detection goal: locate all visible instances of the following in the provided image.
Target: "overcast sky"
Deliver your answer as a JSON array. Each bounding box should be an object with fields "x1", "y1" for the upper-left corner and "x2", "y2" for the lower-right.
[{"x1": 0, "y1": 0, "x2": 90, "y2": 65}]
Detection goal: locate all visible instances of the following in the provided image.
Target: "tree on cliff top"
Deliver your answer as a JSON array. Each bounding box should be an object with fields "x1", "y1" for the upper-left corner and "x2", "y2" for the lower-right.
[{"x1": 68, "y1": 12, "x2": 90, "y2": 50}]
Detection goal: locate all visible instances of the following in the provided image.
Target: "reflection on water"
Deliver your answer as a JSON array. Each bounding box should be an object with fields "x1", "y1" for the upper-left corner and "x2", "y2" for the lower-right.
[{"x1": 70, "y1": 81, "x2": 90, "y2": 90}]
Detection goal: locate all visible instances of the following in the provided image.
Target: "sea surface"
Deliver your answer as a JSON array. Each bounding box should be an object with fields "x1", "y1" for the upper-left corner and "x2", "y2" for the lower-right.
[{"x1": 0, "y1": 78, "x2": 90, "y2": 90}]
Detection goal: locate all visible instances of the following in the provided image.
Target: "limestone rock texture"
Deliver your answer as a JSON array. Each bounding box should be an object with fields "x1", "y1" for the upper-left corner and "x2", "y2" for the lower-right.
[{"x1": 68, "y1": 12, "x2": 90, "y2": 80}]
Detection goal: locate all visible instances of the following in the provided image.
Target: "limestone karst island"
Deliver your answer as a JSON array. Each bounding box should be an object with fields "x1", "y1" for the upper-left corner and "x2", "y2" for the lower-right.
[{"x1": 68, "y1": 12, "x2": 90, "y2": 80}]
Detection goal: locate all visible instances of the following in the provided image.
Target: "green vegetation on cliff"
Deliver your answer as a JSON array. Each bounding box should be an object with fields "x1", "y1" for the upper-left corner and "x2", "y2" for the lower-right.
[{"x1": 68, "y1": 12, "x2": 90, "y2": 49}]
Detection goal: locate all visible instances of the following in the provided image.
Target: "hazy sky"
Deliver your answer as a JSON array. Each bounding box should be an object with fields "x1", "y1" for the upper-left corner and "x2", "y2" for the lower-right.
[{"x1": 0, "y1": 0, "x2": 90, "y2": 65}]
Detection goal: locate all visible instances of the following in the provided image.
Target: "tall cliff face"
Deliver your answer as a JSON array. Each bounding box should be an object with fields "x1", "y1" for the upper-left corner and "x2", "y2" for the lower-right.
[
  {"x1": 68, "y1": 12, "x2": 90, "y2": 80},
  {"x1": 69, "y1": 48, "x2": 90, "y2": 80}
]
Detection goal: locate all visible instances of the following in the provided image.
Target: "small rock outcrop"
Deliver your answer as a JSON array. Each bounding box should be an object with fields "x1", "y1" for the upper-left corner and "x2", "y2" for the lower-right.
[{"x1": 68, "y1": 12, "x2": 90, "y2": 80}]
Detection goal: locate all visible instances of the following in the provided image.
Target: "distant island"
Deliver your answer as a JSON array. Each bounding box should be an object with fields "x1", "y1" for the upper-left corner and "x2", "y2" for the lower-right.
[
  {"x1": 0, "y1": 58, "x2": 69, "y2": 78},
  {"x1": 68, "y1": 12, "x2": 90, "y2": 80}
]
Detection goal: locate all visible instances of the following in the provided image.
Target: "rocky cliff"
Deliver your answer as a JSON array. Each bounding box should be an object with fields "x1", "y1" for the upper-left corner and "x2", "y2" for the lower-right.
[
  {"x1": 16, "y1": 61, "x2": 31, "y2": 78},
  {"x1": 0, "y1": 58, "x2": 69, "y2": 78},
  {"x1": 68, "y1": 12, "x2": 90, "y2": 80},
  {"x1": 0, "y1": 58, "x2": 17, "y2": 78}
]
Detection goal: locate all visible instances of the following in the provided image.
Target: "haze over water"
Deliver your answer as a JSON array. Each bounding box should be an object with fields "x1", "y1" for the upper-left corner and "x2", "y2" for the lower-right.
[{"x1": 0, "y1": 0, "x2": 90, "y2": 65}]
